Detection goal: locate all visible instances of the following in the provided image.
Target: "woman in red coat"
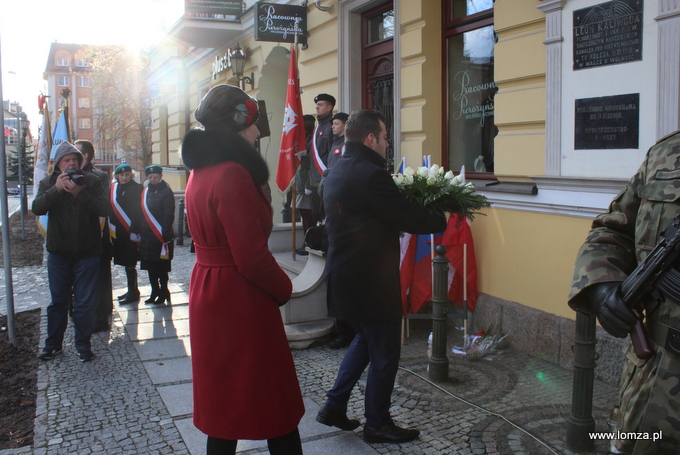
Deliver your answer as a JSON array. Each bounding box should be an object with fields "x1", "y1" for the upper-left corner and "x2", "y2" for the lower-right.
[{"x1": 182, "y1": 85, "x2": 304, "y2": 455}]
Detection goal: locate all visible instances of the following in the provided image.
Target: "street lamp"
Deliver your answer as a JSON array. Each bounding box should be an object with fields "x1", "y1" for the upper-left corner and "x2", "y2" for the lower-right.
[{"x1": 230, "y1": 44, "x2": 255, "y2": 90}]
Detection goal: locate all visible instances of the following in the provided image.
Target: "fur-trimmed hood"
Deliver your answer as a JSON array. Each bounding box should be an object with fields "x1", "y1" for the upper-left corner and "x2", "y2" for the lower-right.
[{"x1": 181, "y1": 128, "x2": 269, "y2": 186}]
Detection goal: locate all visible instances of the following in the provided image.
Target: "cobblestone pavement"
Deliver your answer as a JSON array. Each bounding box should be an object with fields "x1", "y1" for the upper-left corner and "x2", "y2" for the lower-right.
[{"x1": 0, "y1": 244, "x2": 619, "y2": 454}]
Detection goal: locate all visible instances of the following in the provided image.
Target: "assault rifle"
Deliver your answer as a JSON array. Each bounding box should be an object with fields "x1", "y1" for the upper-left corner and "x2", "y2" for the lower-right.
[{"x1": 619, "y1": 214, "x2": 680, "y2": 359}]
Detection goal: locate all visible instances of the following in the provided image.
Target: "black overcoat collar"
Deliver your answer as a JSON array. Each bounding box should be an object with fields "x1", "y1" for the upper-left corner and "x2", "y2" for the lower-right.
[{"x1": 181, "y1": 128, "x2": 269, "y2": 186}]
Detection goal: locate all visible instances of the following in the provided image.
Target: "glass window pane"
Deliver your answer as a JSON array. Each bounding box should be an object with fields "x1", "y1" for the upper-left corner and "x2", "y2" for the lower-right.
[
  {"x1": 447, "y1": 25, "x2": 497, "y2": 173},
  {"x1": 367, "y1": 9, "x2": 394, "y2": 44},
  {"x1": 450, "y1": 0, "x2": 494, "y2": 21}
]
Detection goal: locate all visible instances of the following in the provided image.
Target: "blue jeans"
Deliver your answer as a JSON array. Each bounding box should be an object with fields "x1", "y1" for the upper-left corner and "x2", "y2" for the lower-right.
[
  {"x1": 325, "y1": 318, "x2": 402, "y2": 427},
  {"x1": 45, "y1": 254, "x2": 100, "y2": 353}
]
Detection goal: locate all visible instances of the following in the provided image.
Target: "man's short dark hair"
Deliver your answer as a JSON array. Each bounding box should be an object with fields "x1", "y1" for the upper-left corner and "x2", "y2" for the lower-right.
[
  {"x1": 345, "y1": 110, "x2": 386, "y2": 143},
  {"x1": 74, "y1": 140, "x2": 96, "y2": 159}
]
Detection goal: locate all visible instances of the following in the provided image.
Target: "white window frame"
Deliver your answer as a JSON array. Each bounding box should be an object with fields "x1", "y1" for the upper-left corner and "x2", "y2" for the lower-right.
[
  {"x1": 78, "y1": 97, "x2": 90, "y2": 109},
  {"x1": 76, "y1": 59, "x2": 88, "y2": 67},
  {"x1": 57, "y1": 58, "x2": 70, "y2": 66},
  {"x1": 79, "y1": 118, "x2": 91, "y2": 129},
  {"x1": 78, "y1": 76, "x2": 89, "y2": 87},
  {"x1": 58, "y1": 76, "x2": 70, "y2": 87}
]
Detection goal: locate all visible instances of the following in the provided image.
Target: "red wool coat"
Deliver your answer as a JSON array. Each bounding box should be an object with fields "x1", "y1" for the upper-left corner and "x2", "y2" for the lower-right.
[{"x1": 185, "y1": 161, "x2": 304, "y2": 440}]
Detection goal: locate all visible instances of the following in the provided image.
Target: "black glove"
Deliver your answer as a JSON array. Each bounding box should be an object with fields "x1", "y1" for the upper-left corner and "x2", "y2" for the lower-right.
[{"x1": 588, "y1": 282, "x2": 636, "y2": 338}]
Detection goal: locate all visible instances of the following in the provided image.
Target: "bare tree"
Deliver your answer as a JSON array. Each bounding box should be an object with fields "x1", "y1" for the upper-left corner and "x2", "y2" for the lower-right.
[{"x1": 84, "y1": 45, "x2": 153, "y2": 170}]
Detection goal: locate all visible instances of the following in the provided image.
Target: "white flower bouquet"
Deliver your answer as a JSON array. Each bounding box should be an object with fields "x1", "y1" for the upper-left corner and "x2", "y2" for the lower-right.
[{"x1": 392, "y1": 165, "x2": 491, "y2": 219}]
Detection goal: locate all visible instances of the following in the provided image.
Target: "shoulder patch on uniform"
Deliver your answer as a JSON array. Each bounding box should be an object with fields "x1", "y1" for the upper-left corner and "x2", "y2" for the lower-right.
[{"x1": 655, "y1": 169, "x2": 680, "y2": 180}]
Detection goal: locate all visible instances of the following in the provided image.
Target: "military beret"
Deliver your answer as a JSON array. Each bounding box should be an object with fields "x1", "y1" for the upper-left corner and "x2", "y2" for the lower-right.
[
  {"x1": 194, "y1": 84, "x2": 260, "y2": 132},
  {"x1": 145, "y1": 165, "x2": 163, "y2": 176},
  {"x1": 115, "y1": 164, "x2": 132, "y2": 174},
  {"x1": 314, "y1": 93, "x2": 336, "y2": 106},
  {"x1": 332, "y1": 112, "x2": 349, "y2": 123}
]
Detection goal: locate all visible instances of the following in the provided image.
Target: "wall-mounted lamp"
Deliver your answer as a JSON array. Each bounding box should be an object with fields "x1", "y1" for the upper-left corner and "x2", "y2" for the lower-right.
[{"x1": 230, "y1": 44, "x2": 255, "y2": 90}]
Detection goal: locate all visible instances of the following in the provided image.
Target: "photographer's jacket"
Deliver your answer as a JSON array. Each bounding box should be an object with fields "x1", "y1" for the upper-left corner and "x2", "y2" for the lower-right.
[{"x1": 33, "y1": 168, "x2": 110, "y2": 260}]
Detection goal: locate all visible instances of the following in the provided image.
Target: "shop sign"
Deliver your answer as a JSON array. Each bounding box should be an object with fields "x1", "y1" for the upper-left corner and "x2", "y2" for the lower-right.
[
  {"x1": 254, "y1": 2, "x2": 307, "y2": 45},
  {"x1": 185, "y1": 0, "x2": 243, "y2": 16},
  {"x1": 211, "y1": 51, "x2": 232, "y2": 79},
  {"x1": 575, "y1": 93, "x2": 639, "y2": 149},
  {"x1": 573, "y1": 0, "x2": 643, "y2": 70}
]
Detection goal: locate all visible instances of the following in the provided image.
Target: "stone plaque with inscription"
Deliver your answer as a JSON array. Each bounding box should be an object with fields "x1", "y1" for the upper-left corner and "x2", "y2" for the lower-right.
[
  {"x1": 573, "y1": 0, "x2": 643, "y2": 70},
  {"x1": 575, "y1": 93, "x2": 639, "y2": 149}
]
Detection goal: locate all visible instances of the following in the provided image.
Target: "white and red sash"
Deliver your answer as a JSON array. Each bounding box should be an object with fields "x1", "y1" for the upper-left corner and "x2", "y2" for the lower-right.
[
  {"x1": 141, "y1": 187, "x2": 170, "y2": 260},
  {"x1": 109, "y1": 181, "x2": 132, "y2": 239},
  {"x1": 312, "y1": 125, "x2": 327, "y2": 176}
]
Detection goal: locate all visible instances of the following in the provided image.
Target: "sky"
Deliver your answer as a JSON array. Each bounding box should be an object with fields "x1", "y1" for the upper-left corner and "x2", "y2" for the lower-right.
[{"x1": 0, "y1": 0, "x2": 184, "y2": 135}]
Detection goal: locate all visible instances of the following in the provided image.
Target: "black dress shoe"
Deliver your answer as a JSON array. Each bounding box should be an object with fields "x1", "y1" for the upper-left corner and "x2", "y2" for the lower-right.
[
  {"x1": 328, "y1": 333, "x2": 354, "y2": 349},
  {"x1": 120, "y1": 293, "x2": 141, "y2": 305},
  {"x1": 363, "y1": 421, "x2": 420, "y2": 444},
  {"x1": 117, "y1": 292, "x2": 128, "y2": 301},
  {"x1": 316, "y1": 405, "x2": 360, "y2": 431}
]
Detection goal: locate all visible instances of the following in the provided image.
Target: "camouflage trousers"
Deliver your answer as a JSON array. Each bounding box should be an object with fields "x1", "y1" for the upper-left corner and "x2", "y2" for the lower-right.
[{"x1": 612, "y1": 341, "x2": 680, "y2": 454}]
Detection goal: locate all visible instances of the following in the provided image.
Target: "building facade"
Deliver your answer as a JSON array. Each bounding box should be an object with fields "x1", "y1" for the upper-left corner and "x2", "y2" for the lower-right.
[{"x1": 148, "y1": 0, "x2": 680, "y2": 381}]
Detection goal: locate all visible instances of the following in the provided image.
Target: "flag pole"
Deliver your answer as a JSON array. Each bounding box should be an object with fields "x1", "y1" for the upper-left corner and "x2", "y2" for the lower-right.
[
  {"x1": 292, "y1": 181, "x2": 297, "y2": 261},
  {"x1": 463, "y1": 243, "x2": 468, "y2": 339}
]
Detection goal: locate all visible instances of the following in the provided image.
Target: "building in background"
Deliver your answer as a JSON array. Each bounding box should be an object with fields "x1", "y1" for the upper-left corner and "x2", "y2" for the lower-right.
[
  {"x1": 43, "y1": 42, "x2": 152, "y2": 177},
  {"x1": 3, "y1": 100, "x2": 33, "y2": 190},
  {"x1": 146, "y1": 0, "x2": 680, "y2": 385}
]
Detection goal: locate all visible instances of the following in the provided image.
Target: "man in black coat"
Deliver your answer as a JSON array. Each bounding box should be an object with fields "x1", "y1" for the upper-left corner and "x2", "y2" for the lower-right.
[
  {"x1": 316, "y1": 110, "x2": 446, "y2": 443},
  {"x1": 76, "y1": 140, "x2": 113, "y2": 332}
]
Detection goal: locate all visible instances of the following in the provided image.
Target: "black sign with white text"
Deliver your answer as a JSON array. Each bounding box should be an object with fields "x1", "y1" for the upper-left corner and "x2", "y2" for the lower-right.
[
  {"x1": 254, "y1": 2, "x2": 307, "y2": 45},
  {"x1": 575, "y1": 93, "x2": 639, "y2": 149},
  {"x1": 573, "y1": 0, "x2": 643, "y2": 70}
]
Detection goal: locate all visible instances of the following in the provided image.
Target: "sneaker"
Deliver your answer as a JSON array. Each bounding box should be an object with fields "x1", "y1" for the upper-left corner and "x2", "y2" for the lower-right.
[
  {"x1": 38, "y1": 348, "x2": 62, "y2": 361},
  {"x1": 79, "y1": 351, "x2": 95, "y2": 362}
]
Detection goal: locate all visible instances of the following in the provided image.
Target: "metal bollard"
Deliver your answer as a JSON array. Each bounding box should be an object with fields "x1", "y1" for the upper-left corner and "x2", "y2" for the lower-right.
[
  {"x1": 176, "y1": 199, "x2": 185, "y2": 246},
  {"x1": 566, "y1": 312, "x2": 597, "y2": 452},
  {"x1": 429, "y1": 244, "x2": 450, "y2": 382}
]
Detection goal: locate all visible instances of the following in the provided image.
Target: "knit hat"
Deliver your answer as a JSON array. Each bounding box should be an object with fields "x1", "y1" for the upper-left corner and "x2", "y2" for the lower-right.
[
  {"x1": 145, "y1": 165, "x2": 163, "y2": 176},
  {"x1": 332, "y1": 112, "x2": 349, "y2": 123},
  {"x1": 53, "y1": 141, "x2": 83, "y2": 170},
  {"x1": 194, "y1": 85, "x2": 260, "y2": 132},
  {"x1": 115, "y1": 164, "x2": 132, "y2": 174},
  {"x1": 314, "y1": 93, "x2": 336, "y2": 106}
]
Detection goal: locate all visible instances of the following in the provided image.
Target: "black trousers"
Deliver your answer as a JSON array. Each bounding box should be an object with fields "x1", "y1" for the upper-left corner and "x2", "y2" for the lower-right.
[{"x1": 206, "y1": 428, "x2": 302, "y2": 455}]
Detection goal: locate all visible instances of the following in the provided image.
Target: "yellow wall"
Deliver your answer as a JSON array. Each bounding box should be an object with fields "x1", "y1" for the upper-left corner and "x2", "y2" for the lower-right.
[
  {"x1": 472, "y1": 208, "x2": 593, "y2": 319},
  {"x1": 400, "y1": 0, "x2": 443, "y2": 165},
  {"x1": 494, "y1": 0, "x2": 546, "y2": 179}
]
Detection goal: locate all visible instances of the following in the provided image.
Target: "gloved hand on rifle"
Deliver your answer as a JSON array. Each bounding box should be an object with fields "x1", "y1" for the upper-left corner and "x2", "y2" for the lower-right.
[{"x1": 587, "y1": 282, "x2": 636, "y2": 338}]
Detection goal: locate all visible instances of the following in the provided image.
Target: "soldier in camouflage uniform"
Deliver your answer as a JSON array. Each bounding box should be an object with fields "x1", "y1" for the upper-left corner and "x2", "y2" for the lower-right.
[{"x1": 570, "y1": 130, "x2": 680, "y2": 455}]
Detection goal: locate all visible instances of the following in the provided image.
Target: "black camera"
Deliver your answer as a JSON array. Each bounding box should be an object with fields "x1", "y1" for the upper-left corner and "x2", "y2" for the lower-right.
[{"x1": 66, "y1": 168, "x2": 86, "y2": 186}]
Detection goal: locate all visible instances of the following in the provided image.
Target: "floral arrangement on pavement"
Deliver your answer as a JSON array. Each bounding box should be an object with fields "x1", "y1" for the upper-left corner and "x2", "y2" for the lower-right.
[{"x1": 392, "y1": 165, "x2": 491, "y2": 219}]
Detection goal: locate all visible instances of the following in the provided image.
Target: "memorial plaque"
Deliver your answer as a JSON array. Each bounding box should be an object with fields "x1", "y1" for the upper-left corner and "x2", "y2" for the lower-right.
[
  {"x1": 573, "y1": 0, "x2": 643, "y2": 70},
  {"x1": 575, "y1": 93, "x2": 639, "y2": 149}
]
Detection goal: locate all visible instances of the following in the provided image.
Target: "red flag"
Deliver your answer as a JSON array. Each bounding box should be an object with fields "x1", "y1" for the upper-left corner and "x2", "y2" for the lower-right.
[
  {"x1": 399, "y1": 214, "x2": 479, "y2": 314},
  {"x1": 440, "y1": 214, "x2": 478, "y2": 312},
  {"x1": 275, "y1": 46, "x2": 305, "y2": 192},
  {"x1": 4, "y1": 126, "x2": 12, "y2": 137}
]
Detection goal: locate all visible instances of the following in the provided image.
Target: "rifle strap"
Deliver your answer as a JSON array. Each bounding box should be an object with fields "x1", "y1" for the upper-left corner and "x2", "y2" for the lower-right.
[{"x1": 647, "y1": 317, "x2": 680, "y2": 356}]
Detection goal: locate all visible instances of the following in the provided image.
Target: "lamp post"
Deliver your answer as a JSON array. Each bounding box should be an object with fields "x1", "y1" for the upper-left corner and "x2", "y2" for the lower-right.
[{"x1": 230, "y1": 44, "x2": 255, "y2": 90}]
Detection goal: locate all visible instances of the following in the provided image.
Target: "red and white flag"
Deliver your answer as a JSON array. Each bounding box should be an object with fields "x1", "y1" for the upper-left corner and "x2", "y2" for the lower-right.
[{"x1": 275, "y1": 45, "x2": 305, "y2": 192}]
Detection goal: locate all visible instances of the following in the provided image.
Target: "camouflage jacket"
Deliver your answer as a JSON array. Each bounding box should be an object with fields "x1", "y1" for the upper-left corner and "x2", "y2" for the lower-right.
[{"x1": 569, "y1": 130, "x2": 680, "y2": 321}]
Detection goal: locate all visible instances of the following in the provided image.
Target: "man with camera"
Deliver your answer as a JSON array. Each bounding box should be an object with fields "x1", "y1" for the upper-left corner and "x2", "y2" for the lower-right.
[{"x1": 32, "y1": 141, "x2": 110, "y2": 362}]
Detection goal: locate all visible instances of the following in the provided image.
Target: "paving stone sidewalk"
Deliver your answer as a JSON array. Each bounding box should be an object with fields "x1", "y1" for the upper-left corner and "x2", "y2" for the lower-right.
[{"x1": 1, "y1": 245, "x2": 619, "y2": 454}]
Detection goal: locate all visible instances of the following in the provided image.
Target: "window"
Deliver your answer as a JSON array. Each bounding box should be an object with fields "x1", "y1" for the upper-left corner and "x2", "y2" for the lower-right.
[
  {"x1": 57, "y1": 58, "x2": 70, "y2": 66},
  {"x1": 76, "y1": 59, "x2": 88, "y2": 67},
  {"x1": 444, "y1": 0, "x2": 495, "y2": 175},
  {"x1": 58, "y1": 76, "x2": 70, "y2": 87},
  {"x1": 78, "y1": 76, "x2": 89, "y2": 87},
  {"x1": 78, "y1": 98, "x2": 90, "y2": 108},
  {"x1": 79, "y1": 118, "x2": 91, "y2": 129},
  {"x1": 367, "y1": 9, "x2": 394, "y2": 44}
]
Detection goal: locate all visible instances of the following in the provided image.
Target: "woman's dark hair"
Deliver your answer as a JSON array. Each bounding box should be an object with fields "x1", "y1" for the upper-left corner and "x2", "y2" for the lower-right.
[{"x1": 345, "y1": 110, "x2": 386, "y2": 143}]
